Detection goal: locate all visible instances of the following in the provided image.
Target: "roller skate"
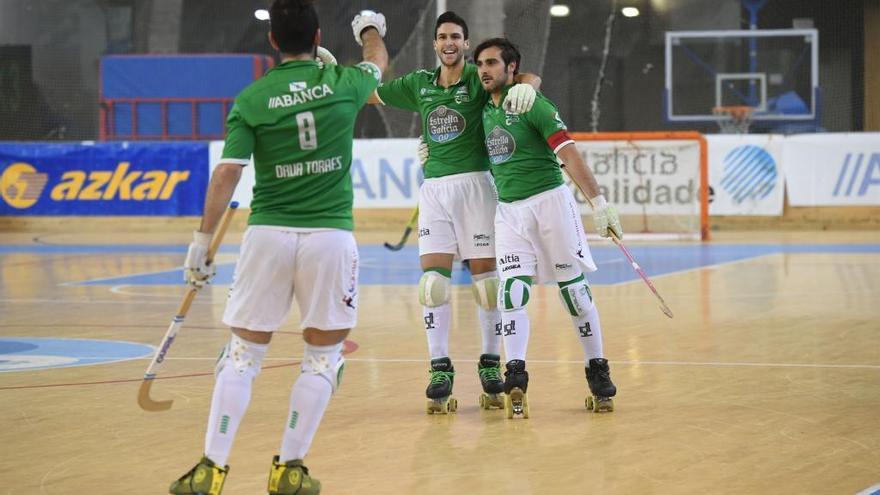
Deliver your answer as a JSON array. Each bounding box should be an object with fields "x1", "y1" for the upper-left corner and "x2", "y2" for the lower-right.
[
  {"x1": 169, "y1": 456, "x2": 229, "y2": 495},
  {"x1": 478, "y1": 353, "x2": 505, "y2": 409},
  {"x1": 585, "y1": 358, "x2": 616, "y2": 413},
  {"x1": 267, "y1": 455, "x2": 321, "y2": 495},
  {"x1": 503, "y1": 359, "x2": 529, "y2": 419},
  {"x1": 425, "y1": 357, "x2": 457, "y2": 414}
]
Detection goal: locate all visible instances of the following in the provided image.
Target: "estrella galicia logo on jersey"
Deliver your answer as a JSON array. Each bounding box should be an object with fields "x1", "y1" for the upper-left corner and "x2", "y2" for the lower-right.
[
  {"x1": 1, "y1": 162, "x2": 48, "y2": 209},
  {"x1": 486, "y1": 126, "x2": 516, "y2": 164},
  {"x1": 720, "y1": 145, "x2": 777, "y2": 204},
  {"x1": 426, "y1": 105, "x2": 466, "y2": 143},
  {"x1": 454, "y1": 86, "x2": 471, "y2": 104}
]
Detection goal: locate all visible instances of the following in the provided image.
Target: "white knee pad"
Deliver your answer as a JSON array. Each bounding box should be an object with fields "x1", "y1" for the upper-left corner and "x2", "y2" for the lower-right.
[
  {"x1": 471, "y1": 274, "x2": 499, "y2": 310},
  {"x1": 419, "y1": 270, "x2": 450, "y2": 307},
  {"x1": 214, "y1": 335, "x2": 265, "y2": 381},
  {"x1": 559, "y1": 278, "x2": 595, "y2": 317},
  {"x1": 301, "y1": 342, "x2": 345, "y2": 394},
  {"x1": 499, "y1": 276, "x2": 532, "y2": 311}
]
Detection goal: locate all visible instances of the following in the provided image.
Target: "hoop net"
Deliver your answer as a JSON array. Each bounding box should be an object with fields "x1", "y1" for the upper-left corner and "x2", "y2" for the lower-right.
[{"x1": 712, "y1": 106, "x2": 755, "y2": 134}]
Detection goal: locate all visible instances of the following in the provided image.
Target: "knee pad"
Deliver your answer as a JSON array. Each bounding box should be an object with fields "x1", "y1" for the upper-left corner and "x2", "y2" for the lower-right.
[
  {"x1": 471, "y1": 273, "x2": 499, "y2": 310},
  {"x1": 214, "y1": 335, "x2": 266, "y2": 381},
  {"x1": 301, "y1": 342, "x2": 345, "y2": 394},
  {"x1": 559, "y1": 276, "x2": 594, "y2": 317},
  {"x1": 419, "y1": 270, "x2": 451, "y2": 307},
  {"x1": 500, "y1": 276, "x2": 532, "y2": 311}
]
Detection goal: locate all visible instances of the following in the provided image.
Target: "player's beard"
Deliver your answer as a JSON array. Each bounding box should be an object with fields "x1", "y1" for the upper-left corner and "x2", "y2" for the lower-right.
[{"x1": 483, "y1": 68, "x2": 509, "y2": 93}]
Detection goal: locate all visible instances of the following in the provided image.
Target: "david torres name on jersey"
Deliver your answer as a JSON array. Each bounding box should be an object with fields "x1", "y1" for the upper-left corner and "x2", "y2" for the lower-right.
[{"x1": 275, "y1": 156, "x2": 343, "y2": 178}]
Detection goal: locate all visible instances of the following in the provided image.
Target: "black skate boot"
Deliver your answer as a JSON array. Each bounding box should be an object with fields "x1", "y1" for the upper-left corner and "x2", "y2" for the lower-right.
[
  {"x1": 477, "y1": 353, "x2": 504, "y2": 410},
  {"x1": 585, "y1": 358, "x2": 616, "y2": 412},
  {"x1": 503, "y1": 359, "x2": 529, "y2": 419},
  {"x1": 425, "y1": 357, "x2": 457, "y2": 414}
]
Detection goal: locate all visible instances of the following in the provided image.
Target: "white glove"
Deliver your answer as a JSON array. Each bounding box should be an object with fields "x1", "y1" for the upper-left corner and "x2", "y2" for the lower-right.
[
  {"x1": 315, "y1": 46, "x2": 337, "y2": 68},
  {"x1": 351, "y1": 10, "x2": 386, "y2": 46},
  {"x1": 184, "y1": 230, "x2": 216, "y2": 288},
  {"x1": 591, "y1": 195, "x2": 623, "y2": 239},
  {"x1": 417, "y1": 135, "x2": 428, "y2": 167},
  {"x1": 502, "y1": 83, "x2": 537, "y2": 114}
]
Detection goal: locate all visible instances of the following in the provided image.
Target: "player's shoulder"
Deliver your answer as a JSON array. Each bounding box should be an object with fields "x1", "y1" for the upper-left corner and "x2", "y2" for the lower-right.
[{"x1": 332, "y1": 62, "x2": 382, "y2": 83}]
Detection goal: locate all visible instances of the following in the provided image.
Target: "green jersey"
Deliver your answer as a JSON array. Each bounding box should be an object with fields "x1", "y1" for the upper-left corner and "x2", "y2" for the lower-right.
[
  {"x1": 221, "y1": 59, "x2": 381, "y2": 230},
  {"x1": 376, "y1": 63, "x2": 490, "y2": 178},
  {"x1": 482, "y1": 86, "x2": 574, "y2": 203}
]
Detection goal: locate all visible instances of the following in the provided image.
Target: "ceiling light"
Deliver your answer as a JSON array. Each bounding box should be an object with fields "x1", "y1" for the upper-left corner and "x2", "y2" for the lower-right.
[
  {"x1": 254, "y1": 9, "x2": 270, "y2": 21},
  {"x1": 550, "y1": 5, "x2": 570, "y2": 17},
  {"x1": 621, "y1": 7, "x2": 640, "y2": 17}
]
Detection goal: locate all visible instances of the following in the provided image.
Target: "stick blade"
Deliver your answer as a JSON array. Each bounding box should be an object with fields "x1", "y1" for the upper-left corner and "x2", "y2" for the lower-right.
[
  {"x1": 137, "y1": 379, "x2": 173, "y2": 412},
  {"x1": 660, "y1": 303, "x2": 674, "y2": 319},
  {"x1": 383, "y1": 241, "x2": 405, "y2": 251}
]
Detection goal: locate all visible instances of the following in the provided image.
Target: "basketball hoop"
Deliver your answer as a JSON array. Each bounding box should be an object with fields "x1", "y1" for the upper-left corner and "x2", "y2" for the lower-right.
[{"x1": 712, "y1": 106, "x2": 755, "y2": 134}]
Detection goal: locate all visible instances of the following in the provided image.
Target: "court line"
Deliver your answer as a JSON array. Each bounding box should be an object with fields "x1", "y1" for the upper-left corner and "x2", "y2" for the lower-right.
[
  {"x1": 853, "y1": 484, "x2": 880, "y2": 495},
  {"x1": 3, "y1": 356, "x2": 877, "y2": 391},
  {"x1": 9, "y1": 355, "x2": 880, "y2": 368}
]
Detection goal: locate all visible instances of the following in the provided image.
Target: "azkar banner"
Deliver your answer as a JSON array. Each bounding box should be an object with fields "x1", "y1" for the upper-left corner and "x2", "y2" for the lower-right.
[{"x1": 0, "y1": 142, "x2": 208, "y2": 215}]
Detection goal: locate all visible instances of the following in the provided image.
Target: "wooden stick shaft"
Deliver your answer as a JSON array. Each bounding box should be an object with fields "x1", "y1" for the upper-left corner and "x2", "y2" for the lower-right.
[{"x1": 137, "y1": 202, "x2": 238, "y2": 411}]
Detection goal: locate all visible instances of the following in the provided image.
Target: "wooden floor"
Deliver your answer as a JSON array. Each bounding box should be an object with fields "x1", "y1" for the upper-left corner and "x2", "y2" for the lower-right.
[{"x1": 1, "y1": 227, "x2": 879, "y2": 495}]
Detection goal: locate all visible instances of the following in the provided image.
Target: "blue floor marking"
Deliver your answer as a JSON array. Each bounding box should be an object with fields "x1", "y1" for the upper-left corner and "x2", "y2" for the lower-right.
[
  {"x1": 0, "y1": 337, "x2": 154, "y2": 372},
  {"x1": 2, "y1": 243, "x2": 878, "y2": 287}
]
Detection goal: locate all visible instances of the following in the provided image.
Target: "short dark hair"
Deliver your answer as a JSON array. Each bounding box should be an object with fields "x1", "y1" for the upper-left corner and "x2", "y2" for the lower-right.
[
  {"x1": 435, "y1": 11, "x2": 468, "y2": 40},
  {"x1": 473, "y1": 37, "x2": 521, "y2": 74},
  {"x1": 270, "y1": 0, "x2": 319, "y2": 55}
]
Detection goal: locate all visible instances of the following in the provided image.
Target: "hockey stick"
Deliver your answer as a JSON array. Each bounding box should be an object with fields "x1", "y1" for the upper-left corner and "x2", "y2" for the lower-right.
[
  {"x1": 607, "y1": 232, "x2": 674, "y2": 318},
  {"x1": 577, "y1": 187, "x2": 674, "y2": 319},
  {"x1": 137, "y1": 201, "x2": 239, "y2": 412},
  {"x1": 383, "y1": 206, "x2": 419, "y2": 251}
]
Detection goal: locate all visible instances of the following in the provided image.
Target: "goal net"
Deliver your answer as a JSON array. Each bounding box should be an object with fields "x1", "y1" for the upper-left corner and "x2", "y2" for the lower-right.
[{"x1": 569, "y1": 132, "x2": 709, "y2": 241}]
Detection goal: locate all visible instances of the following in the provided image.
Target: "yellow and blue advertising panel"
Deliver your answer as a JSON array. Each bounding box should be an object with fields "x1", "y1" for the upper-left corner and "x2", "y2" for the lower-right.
[{"x1": 0, "y1": 142, "x2": 208, "y2": 215}]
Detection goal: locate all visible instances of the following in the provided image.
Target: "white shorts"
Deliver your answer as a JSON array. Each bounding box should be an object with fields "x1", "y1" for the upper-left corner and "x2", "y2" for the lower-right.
[
  {"x1": 418, "y1": 171, "x2": 497, "y2": 260},
  {"x1": 495, "y1": 185, "x2": 597, "y2": 285},
  {"x1": 222, "y1": 226, "x2": 359, "y2": 331}
]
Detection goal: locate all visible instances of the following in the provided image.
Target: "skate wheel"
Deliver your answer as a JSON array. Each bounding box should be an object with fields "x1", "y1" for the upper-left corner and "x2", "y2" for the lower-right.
[
  {"x1": 479, "y1": 394, "x2": 487, "y2": 409},
  {"x1": 448, "y1": 397, "x2": 458, "y2": 413},
  {"x1": 522, "y1": 394, "x2": 530, "y2": 419},
  {"x1": 586, "y1": 396, "x2": 614, "y2": 413},
  {"x1": 504, "y1": 394, "x2": 514, "y2": 419}
]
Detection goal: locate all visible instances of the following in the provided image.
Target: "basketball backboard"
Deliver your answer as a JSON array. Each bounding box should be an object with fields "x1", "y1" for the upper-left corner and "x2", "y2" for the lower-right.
[{"x1": 665, "y1": 29, "x2": 819, "y2": 126}]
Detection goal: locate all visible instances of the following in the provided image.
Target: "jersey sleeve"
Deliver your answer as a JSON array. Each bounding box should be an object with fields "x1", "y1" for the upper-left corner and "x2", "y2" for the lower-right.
[
  {"x1": 347, "y1": 62, "x2": 382, "y2": 107},
  {"x1": 220, "y1": 102, "x2": 254, "y2": 165},
  {"x1": 526, "y1": 96, "x2": 574, "y2": 154},
  {"x1": 375, "y1": 71, "x2": 420, "y2": 111}
]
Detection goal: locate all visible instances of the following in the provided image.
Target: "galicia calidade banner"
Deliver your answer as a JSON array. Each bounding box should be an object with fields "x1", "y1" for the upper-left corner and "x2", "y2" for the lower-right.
[
  {"x1": 706, "y1": 135, "x2": 784, "y2": 216},
  {"x1": 570, "y1": 138, "x2": 702, "y2": 216},
  {"x1": 782, "y1": 133, "x2": 880, "y2": 206}
]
